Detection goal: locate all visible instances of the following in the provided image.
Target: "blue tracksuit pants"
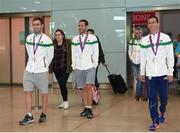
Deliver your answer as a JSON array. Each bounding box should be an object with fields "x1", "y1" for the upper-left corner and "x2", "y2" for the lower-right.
[{"x1": 146, "y1": 75, "x2": 168, "y2": 124}]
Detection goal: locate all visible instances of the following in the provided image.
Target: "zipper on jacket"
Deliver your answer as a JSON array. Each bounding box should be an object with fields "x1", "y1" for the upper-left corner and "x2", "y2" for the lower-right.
[{"x1": 43, "y1": 56, "x2": 46, "y2": 68}]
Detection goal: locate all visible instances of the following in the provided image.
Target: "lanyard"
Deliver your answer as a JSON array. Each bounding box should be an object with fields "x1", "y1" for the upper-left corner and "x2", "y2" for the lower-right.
[
  {"x1": 149, "y1": 32, "x2": 160, "y2": 56},
  {"x1": 79, "y1": 34, "x2": 88, "y2": 53},
  {"x1": 33, "y1": 34, "x2": 43, "y2": 55}
]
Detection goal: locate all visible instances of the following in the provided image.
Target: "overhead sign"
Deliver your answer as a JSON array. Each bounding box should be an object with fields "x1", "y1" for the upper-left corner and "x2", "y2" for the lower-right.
[{"x1": 132, "y1": 12, "x2": 156, "y2": 25}]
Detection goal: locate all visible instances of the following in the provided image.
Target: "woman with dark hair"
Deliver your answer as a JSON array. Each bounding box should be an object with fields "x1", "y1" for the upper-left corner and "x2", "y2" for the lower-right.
[{"x1": 51, "y1": 29, "x2": 72, "y2": 109}]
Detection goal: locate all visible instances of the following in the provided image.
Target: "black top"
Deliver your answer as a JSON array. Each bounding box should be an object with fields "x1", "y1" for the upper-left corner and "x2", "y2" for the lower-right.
[
  {"x1": 96, "y1": 35, "x2": 105, "y2": 64},
  {"x1": 53, "y1": 43, "x2": 67, "y2": 72}
]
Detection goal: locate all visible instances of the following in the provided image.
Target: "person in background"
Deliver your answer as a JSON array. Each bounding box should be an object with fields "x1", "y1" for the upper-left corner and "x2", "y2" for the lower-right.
[
  {"x1": 175, "y1": 34, "x2": 180, "y2": 66},
  {"x1": 140, "y1": 16, "x2": 174, "y2": 131},
  {"x1": 173, "y1": 34, "x2": 180, "y2": 76},
  {"x1": 51, "y1": 29, "x2": 72, "y2": 109},
  {"x1": 128, "y1": 26, "x2": 143, "y2": 101},
  {"x1": 87, "y1": 28, "x2": 107, "y2": 90},
  {"x1": 166, "y1": 32, "x2": 177, "y2": 77},
  {"x1": 71, "y1": 19, "x2": 99, "y2": 119},
  {"x1": 19, "y1": 17, "x2": 54, "y2": 125}
]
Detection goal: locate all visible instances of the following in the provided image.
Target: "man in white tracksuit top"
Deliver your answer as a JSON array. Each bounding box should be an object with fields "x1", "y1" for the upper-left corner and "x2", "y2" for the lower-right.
[
  {"x1": 71, "y1": 19, "x2": 99, "y2": 119},
  {"x1": 140, "y1": 16, "x2": 174, "y2": 131},
  {"x1": 128, "y1": 26, "x2": 143, "y2": 100},
  {"x1": 19, "y1": 17, "x2": 54, "y2": 125}
]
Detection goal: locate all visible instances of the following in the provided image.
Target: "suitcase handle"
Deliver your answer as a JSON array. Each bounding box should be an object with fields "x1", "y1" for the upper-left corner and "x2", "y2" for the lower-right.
[{"x1": 105, "y1": 66, "x2": 111, "y2": 75}]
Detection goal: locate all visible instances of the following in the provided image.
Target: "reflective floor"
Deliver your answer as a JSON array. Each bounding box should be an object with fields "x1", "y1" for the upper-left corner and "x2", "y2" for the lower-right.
[{"x1": 0, "y1": 86, "x2": 180, "y2": 132}]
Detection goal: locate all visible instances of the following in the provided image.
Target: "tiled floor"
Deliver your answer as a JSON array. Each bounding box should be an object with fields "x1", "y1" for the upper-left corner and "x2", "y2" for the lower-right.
[{"x1": 0, "y1": 86, "x2": 180, "y2": 132}]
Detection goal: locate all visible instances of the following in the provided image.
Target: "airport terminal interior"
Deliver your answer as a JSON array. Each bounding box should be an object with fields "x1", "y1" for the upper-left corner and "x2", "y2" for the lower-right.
[{"x1": 0, "y1": 0, "x2": 180, "y2": 132}]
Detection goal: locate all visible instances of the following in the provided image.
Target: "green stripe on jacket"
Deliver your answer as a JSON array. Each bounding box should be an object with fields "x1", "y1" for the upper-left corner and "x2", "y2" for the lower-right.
[
  {"x1": 71, "y1": 41, "x2": 98, "y2": 46},
  {"x1": 25, "y1": 41, "x2": 53, "y2": 47},
  {"x1": 141, "y1": 41, "x2": 172, "y2": 48}
]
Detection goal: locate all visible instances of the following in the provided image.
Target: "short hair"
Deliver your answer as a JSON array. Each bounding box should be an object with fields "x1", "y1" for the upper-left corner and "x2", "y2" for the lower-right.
[
  {"x1": 79, "y1": 19, "x2": 89, "y2": 26},
  {"x1": 87, "y1": 29, "x2": 95, "y2": 34},
  {"x1": 147, "y1": 16, "x2": 159, "y2": 23},
  {"x1": 32, "y1": 17, "x2": 43, "y2": 25},
  {"x1": 135, "y1": 26, "x2": 142, "y2": 31},
  {"x1": 177, "y1": 33, "x2": 180, "y2": 38}
]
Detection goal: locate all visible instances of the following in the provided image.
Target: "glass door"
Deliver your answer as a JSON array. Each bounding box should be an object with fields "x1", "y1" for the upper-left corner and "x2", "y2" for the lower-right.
[
  {"x1": 0, "y1": 15, "x2": 51, "y2": 85},
  {"x1": 0, "y1": 17, "x2": 11, "y2": 84},
  {"x1": 11, "y1": 17, "x2": 26, "y2": 84}
]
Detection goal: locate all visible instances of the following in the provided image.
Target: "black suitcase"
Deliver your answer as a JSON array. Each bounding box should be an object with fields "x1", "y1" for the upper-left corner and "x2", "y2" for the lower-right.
[{"x1": 106, "y1": 66, "x2": 127, "y2": 94}]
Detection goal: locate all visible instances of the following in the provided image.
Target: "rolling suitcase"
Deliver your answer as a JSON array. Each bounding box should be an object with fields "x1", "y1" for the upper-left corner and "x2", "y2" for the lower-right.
[{"x1": 105, "y1": 66, "x2": 127, "y2": 94}]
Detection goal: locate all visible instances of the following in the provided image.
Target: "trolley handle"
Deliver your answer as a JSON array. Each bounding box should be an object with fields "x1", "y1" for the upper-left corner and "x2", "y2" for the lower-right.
[{"x1": 105, "y1": 66, "x2": 111, "y2": 75}]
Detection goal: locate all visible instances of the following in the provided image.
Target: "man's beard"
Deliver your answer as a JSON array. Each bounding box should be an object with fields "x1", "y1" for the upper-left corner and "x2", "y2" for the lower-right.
[
  {"x1": 34, "y1": 29, "x2": 41, "y2": 34},
  {"x1": 79, "y1": 29, "x2": 86, "y2": 34}
]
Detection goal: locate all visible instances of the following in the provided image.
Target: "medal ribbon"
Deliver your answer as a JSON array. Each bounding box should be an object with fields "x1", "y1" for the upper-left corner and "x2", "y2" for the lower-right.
[
  {"x1": 79, "y1": 34, "x2": 88, "y2": 53},
  {"x1": 149, "y1": 32, "x2": 160, "y2": 56},
  {"x1": 33, "y1": 34, "x2": 43, "y2": 55}
]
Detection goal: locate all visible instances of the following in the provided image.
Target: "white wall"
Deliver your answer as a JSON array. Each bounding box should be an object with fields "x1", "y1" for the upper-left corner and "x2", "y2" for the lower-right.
[{"x1": 0, "y1": 0, "x2": 52, "y2": 13}]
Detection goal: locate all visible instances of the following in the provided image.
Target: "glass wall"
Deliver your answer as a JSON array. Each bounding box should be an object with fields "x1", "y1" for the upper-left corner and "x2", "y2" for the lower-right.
[{"x1": 52, "y1": 8, "x2": 127, "y2": 82}]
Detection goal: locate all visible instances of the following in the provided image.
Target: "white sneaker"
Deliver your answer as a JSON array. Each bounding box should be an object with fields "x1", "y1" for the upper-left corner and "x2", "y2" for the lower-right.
[
  {"x1": 58, "y1": 102, "x2": 64, "y2": 108},
  {"x1": 63, "y1": 101, "x2": 69, "y2": 109}
]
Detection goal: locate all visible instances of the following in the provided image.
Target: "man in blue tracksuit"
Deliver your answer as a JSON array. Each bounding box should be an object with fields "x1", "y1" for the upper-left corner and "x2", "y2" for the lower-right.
[{"x1": 140, "y1": 16, "x2": 174, "y2": 131}]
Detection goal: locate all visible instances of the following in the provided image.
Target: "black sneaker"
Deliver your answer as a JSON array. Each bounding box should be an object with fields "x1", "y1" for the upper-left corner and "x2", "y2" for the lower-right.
[
  {"x1": 135, "y1": 97, "x2": 140, "y2": 101},
  {"x1": 39, "y1": 112, "x2": 47, "y2": 123},
  {"x1": 19, "y1": 114, "x2": 34, "y2": 125},
  {"x1": 86, "y1": 108, "x2": 93, "y2": 119},
  {"x1": 80, "y1": 108, "x2": 88, "y2": 117}
]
